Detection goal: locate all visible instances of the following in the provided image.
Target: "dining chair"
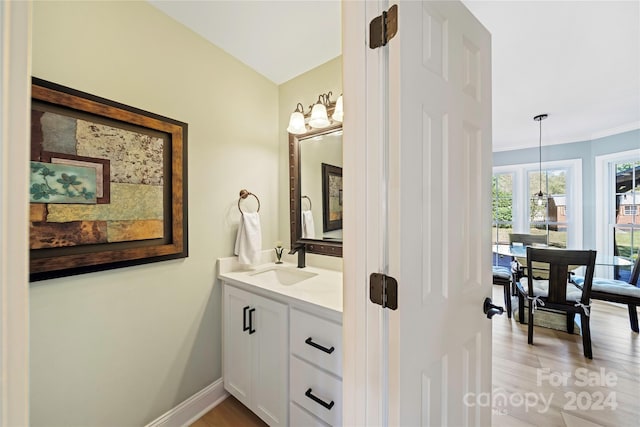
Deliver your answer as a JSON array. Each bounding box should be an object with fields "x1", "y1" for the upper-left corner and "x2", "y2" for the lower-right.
[
  {"x1": 508, "y1": 233, "x2": 549, "y2": 293},
  {"x1": 515, "y1": 247, "x2": 597, "y2": 359},
  {"x1": 508, "y1": 233, "x2": 547, "y2": 247},
  {"x1": 571, "y1": 255, "x2": 640, "y2": 332},
  {"x1": 492, "y1": 266, "x2": 512, "y2": 318}
]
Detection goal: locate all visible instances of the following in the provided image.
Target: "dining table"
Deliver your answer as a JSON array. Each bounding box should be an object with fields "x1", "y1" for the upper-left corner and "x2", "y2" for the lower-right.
[{"x1": 492, "y1": 244, "x2": 633, "y2": 267}]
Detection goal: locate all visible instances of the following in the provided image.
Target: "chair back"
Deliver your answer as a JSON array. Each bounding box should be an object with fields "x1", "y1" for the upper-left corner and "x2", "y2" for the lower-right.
[
  {"x1": 509, "y1": 233, "x2": 547, "y2": 246},
  {"x1": 509, "y1": 233, "x2": 549, "y2": 279},
  {"x1": 627, "y1": 255, "x2": 640, "y2": 287},
  {"x1": 525, "y1": 247, "x2": 596, "y2": 305}
]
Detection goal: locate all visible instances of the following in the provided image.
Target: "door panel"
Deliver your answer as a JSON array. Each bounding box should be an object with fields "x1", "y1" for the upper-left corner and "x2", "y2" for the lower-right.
[
  {"x1": 420, "y1": 111, "x2": 446, "y2": 301},
  {"x1": 423, "y1": 5, "x2": 447, "y2": 78}
]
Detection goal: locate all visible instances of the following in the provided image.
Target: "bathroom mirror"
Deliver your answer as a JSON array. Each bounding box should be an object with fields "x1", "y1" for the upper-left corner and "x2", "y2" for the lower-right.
[{"x1": 289, "y1": 123, "x2": 342, "y2": 257}]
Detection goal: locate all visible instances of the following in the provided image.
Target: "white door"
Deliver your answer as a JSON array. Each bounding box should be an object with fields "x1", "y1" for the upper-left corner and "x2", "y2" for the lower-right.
[{"x1": 343, "y1": 1, "x2": 493, "y2": 425}]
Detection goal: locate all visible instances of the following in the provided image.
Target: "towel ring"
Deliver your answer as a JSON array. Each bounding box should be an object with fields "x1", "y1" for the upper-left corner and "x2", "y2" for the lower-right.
[
  {"x1": 238, "y1": 189, "x2": 260, "y2": 214},
  {"x1": 302, "y1": 195, "x2": 312, "y2": 210}
]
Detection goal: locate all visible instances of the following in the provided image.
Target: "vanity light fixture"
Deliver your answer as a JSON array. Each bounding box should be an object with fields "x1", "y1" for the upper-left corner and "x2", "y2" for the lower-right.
[
  {"x1": 287, "y1": 92, "x2": 343, "y2": 134},
  {"x1": 287, "y1": 103, "x2": 307, "y2": 135},
  {"x1": 309, "y1": 102, "x2": 330, "y2": 128},
  {"x1": 332, "y1": 94, "x2": 343, "y2": 123},
  {"x1": 308, "y1": 93, "x2": 332, "y2": 128},
  {"x1": 534, "y1": 113, "x2": 548, "y2": 206}
]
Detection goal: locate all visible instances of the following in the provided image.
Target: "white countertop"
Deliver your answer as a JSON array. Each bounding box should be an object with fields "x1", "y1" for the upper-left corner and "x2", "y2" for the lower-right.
[{"x1": 217, "y1": 256, "x2": 343, "y2": 314}]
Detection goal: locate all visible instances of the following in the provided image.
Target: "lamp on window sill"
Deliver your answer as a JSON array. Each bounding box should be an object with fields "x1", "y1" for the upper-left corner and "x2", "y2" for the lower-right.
[
  {"x1": 287, "y1": 92, "x2": 343, "y2": 135},
  {"x1": 534, "y1": 113, "x2": 548, "y2": 206}
]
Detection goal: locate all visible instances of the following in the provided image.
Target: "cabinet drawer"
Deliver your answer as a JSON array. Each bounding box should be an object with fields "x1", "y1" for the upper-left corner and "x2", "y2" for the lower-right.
[
  {"x1": 290, "y1": 402, "x2": 330, "y2": 427},
  {"x1": 290, "y1": 356, "x2": 342, "y2": 426},
  {"x1": 290, "y1": 308, "x2": 342, "y2": 377}
]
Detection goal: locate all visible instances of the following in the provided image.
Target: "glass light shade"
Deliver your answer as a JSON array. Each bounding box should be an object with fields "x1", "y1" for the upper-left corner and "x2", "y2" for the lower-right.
[
  {"x1": 332, "y1": 95, "x2": 343, "y2": 122},
  {"x1": 309, "y1": 103, "x2": 330, "y2": 128},
  {"x1": 287, "y1": 111, "x2": 307, "y2": 134},
  {"x1": 536, "y1": 191, "x2": 544, "y2": 206}
]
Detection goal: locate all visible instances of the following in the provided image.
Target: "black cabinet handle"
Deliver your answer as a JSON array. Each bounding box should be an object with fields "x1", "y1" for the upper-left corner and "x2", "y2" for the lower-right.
[
  {"x1": 249, "y1": 308, "x2": 256, "y2": 334},
  {"x1": 305, "y1": 388, "x2": 334, "y2": 410},
  {"x1": 243, "y1": 306, "x2": 250, "y2": 332},
  {"x1": 305, "y1": 337, "x2": 335, "y2": 354}
]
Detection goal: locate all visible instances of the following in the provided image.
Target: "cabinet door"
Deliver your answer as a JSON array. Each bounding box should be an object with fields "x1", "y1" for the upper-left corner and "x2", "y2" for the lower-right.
[
  {"x1": 223, "y1": 285, "x2": 253, "y2": 408},
  {"x1": 251, "y1": 294, "x2": 288, "y2": 427}
]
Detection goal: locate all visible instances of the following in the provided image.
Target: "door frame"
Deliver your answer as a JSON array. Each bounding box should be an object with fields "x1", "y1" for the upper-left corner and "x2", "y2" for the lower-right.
[
  {"x1": 342, "y1": 0, "x2": 386, "y2": 425},
  {"x1": 0, "y1": 1, "x2": 31, "y2": 426}
]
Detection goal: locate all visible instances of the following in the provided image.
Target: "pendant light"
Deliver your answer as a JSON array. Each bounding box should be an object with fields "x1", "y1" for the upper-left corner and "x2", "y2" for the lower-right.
[{"x1": 534, "y1": 114, "x2": 548, "y2": 206}]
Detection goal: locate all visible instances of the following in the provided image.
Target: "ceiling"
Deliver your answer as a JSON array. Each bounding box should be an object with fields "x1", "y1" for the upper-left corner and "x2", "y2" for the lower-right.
[
  {"x1": 149, "y1": 0, "x2": 341, "y2": 84},
  {"x1": 149, "y1": 0, "x2": 640, "y2": 152}
]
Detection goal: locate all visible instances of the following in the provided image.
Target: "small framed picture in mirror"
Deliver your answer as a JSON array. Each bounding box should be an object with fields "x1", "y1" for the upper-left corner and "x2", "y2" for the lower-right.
[{"x1": 322, "y1": 163, "x2": 343, "y2": 232}]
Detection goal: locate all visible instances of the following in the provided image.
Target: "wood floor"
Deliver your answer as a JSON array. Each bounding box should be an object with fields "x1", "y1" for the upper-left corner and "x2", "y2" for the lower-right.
[
  {"x1": 193, "y1": 286, "x2": 639, "y2": 426},
  {"x1": 491, "y1": 286, "x2": 640, "y2": 427},
  {"x1": 190, "y1": 395, "x2": 267, "y2": 427}
]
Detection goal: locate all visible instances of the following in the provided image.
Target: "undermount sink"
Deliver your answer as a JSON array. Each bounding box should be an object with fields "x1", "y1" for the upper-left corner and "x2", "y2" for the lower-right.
[{"x1": 250, "y1": 267, "x2": 317, "y2": 286}]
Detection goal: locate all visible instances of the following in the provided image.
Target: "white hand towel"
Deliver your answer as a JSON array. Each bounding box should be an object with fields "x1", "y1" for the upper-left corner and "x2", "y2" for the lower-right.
[
  {"x1": 302, "y1": 210, "x2": 316, "y2": 239},
  {"x1": 234, "y1": 212, "x2": 262, "y2": 265}
]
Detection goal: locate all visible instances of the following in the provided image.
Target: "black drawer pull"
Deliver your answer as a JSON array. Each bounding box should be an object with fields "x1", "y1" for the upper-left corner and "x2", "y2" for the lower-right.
[
  {"x1": 305, "y1": 337, "x2": 335, "y2": 354},
  {"x1": 243, "y1": 306, "x2": 250, "y2": 332},
  {"x1": 249, "y1": 308, "x2": 256, "y2": 334},
  {"x1": 305, "y1": 388, "x2": 334, "y2": 410}
]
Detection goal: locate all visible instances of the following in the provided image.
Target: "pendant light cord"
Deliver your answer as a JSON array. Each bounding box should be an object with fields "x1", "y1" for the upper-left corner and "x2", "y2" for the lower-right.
[
  {"x1": 538, "y1": 117, "x2": 542, "y2": 194},
  {"x1": 533, "y1": 114, "x2": 548, "y2": 199}
]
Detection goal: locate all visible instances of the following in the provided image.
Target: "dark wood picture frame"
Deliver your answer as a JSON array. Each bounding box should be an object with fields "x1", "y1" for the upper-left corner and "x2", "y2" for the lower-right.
[
  {"x1": 321, "y1": 163, "x2": 343, "y2": 232},
  {"x1": 29, "y1": 77, "x2": 188, "y2": 281},
  {"x1": 288, "y1": 124, "x2": 342, "y2": 258}
]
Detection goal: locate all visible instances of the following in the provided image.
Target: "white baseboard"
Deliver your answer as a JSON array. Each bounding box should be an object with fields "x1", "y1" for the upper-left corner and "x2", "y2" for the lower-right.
[{"x1": 146, "y1": 378, "x2": 229, "y2": 427}]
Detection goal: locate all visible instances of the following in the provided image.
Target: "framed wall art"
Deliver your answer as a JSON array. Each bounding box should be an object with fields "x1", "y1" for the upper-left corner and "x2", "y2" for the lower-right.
[
  {"x1": 321, "y1": 163, "x2": 342, "y2": 232},
  {"x1": 29, "y1": 77, "x2": 188, "y2": 281}
]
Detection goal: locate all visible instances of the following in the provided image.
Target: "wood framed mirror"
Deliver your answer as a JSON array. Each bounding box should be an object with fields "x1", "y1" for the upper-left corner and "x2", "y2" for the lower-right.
[{"x1": 289, "y1": 123, "x2": 342, "y2": 257}]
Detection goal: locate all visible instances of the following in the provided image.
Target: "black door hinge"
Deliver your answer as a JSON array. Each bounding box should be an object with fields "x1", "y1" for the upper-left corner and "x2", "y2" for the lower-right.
[
  {"x1": 369, "y1": 4, "x2": 398, "y2": 49},
  {"x1": 370, "y1": 273, "x2": 398, "y2": 310}
]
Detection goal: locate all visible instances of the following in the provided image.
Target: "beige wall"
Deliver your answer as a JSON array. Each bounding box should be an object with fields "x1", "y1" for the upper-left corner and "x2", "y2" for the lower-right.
[
  {"x1": 30, "y1": 1, "x2": 279, "y2": 425},
  {"x1": 278, "y1": 57, "x2": 343, "y2": 246}
]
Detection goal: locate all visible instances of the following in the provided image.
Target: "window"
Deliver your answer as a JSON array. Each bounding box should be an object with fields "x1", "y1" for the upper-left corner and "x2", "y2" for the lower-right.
[
  {"x1": 613, "y1": 161, "x2": 639, "y2": 259},
  {"x1": 595, "y1": 150, "x2": 640, "y2": 280},
  {"x1": 491, "y1": 173, "x2": 513, "y2": 245},
  {"x1": 493, "y1": 159, "x2": 582, "y2": 250},
  {"x1": 528, "y1": 168, "x2": 568, "y2": 248}
]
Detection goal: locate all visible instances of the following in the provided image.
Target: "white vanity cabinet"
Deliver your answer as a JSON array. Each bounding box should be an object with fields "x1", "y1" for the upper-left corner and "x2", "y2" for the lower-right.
[
  {"x1": 223, "y1": 284, "x2": 288, "y2": 427},
  {"x1": 218, "y1": 259, "x2": 343, "y2": 427}
]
